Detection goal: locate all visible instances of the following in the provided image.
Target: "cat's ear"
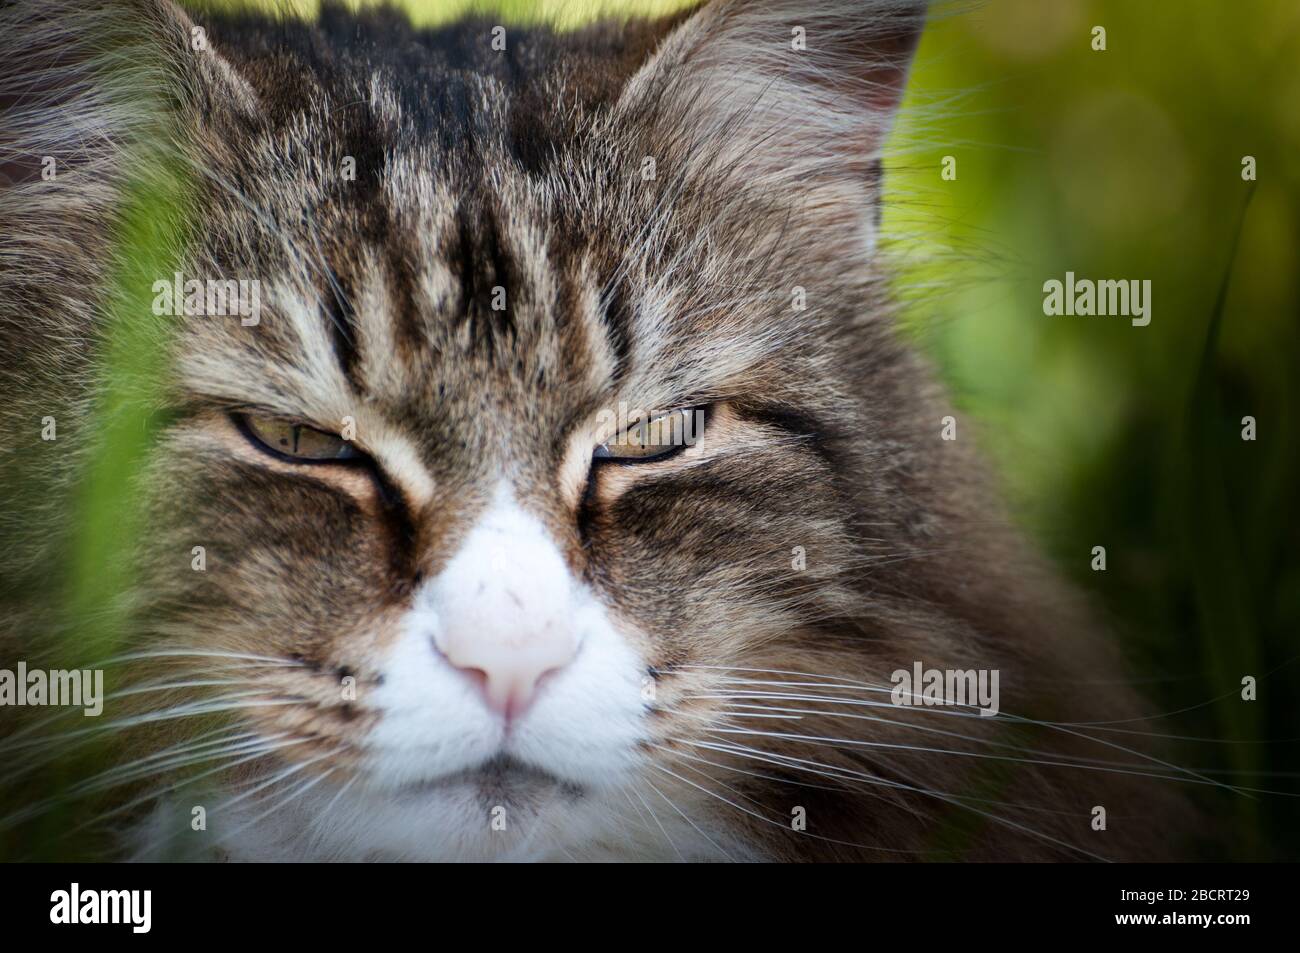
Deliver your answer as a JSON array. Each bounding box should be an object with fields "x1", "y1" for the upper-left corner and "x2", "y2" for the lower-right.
[
  {"x1": 616, "y1": 0, "x2": 926, "y2": 253},
  {"x1": 0, "y1": 0, "x2": 258, "y2": 189}
]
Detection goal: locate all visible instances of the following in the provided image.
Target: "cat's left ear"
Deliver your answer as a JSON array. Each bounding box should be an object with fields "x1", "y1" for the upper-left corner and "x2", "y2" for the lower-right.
[{"x1": 616, "y1": 0, "x2": 926, "y2": 253}]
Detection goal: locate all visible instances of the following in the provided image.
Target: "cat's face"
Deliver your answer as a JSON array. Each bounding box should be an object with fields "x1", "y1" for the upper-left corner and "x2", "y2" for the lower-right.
[{"x1": 115, "y1": 0, "x2": 926, "y2": 861}]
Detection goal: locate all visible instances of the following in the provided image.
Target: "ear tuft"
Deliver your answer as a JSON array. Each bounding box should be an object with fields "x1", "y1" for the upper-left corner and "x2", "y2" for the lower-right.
[
  {"x1": 0, "y1": 0, "x2": 259, "y2": 190},
  {"x1": 0, "y1": 0, "x2": 263, "y2": 353},
  {"x1": 617, "y1": 0, "x2": 927, "y2": 252}
]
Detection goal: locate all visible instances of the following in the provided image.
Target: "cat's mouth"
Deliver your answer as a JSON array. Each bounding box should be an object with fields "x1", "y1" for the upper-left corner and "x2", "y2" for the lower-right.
[{"x1": 394, "y1": 755, "x2": 584, "y2": 803}]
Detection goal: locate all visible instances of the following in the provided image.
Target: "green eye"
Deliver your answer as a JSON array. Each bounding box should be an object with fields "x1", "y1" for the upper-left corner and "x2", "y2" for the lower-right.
[
  {"x1": 237, "y1": 414, "x2": 358, "y2": 463},
  {"x1": 593, "y1": 408, "x2": 702, "y2": 463}
]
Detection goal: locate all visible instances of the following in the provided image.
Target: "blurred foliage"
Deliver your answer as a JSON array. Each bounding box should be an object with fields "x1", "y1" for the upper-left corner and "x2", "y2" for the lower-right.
[
  {"x1": 17, "y1": 161, "x2": 192, "y2": 861},
  {"x1": 199, "y1": 0, "x2": 684, "y2": 27},
  {"x1": 891, "y1": 0, "x2": 1300, "y2": 859}
]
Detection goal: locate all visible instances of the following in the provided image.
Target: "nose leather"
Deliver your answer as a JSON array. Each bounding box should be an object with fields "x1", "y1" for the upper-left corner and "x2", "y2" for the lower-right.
[
  {"x1": 429, "y1": 496, "x2": 581, "y2": 720},
  {"x1": 435, "y1": 612, "x2": 577, "y2": 718}
]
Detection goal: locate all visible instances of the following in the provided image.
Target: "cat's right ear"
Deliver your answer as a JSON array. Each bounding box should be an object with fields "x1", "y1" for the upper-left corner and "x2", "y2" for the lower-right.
[{"x1": 0, "y1": 0, "x2": 258, "y2": 189}]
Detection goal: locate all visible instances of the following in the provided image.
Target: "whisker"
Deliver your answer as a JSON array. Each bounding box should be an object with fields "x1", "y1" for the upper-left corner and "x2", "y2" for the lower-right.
[
  {"x1": 0, "y1": 690, "x2": 288, "y2": 759},
  {"x1": 72, "y1": 737, "x2": 321, "y2": 843},
  {"x1": 648, "y1": 760, "x2": 928, "y2": 856},
  {"x1": 684, "y1": 739, "x2": 1110, "y2": 861},
  {"x1": 210, "y1": 764, "x2": 339, "y2": 852},
  {"x1": 674, "y1": 667, "x2": 1251, "y2": 796},
  {"x1": 644, "y1": 777, "x2": 736, "y2": 862},
  {"x1": 707, "y1": 701, "x2": 1271, "y2": 785},
  {"x1": 629, "y1": 784, "x2": 685, "y2": 862}
]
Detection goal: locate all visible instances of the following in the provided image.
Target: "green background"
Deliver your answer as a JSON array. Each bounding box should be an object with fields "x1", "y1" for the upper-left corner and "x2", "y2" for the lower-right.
[{"x1": 891, "y1": 0, "x2": 1300, "y2": 860}]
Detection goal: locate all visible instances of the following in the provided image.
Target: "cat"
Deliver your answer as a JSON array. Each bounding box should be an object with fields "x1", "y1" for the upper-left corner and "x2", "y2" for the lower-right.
[{"x1": 0, "y1": 0, "x2": 1193, "y2": 861}]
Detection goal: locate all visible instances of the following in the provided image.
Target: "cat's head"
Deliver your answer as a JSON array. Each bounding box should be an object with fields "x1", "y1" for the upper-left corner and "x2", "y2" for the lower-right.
[{"x1": 9, "y1": 0, "x2": 996, "y2": 861}]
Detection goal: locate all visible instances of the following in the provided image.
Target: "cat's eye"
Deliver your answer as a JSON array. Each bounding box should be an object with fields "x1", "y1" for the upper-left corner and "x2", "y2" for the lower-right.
[
  {"x1": 236, "y1": 414, "x2": 359, "y2": 463},
  {"x1": 593, "y1": 408, "x2": 702, "y2": 463}
]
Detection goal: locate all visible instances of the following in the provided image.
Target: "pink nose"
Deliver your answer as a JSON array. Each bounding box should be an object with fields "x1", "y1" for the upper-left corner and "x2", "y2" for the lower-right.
[
  {"x1": 428, "y1": 492, "x2": 583, "y2": 721},
  {"x1": 435, "y1": 625, "x2": 577, "y2": 719}
]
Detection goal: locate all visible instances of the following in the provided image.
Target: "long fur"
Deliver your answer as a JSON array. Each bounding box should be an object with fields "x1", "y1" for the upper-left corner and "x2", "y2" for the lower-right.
[{"x1": 0, "y1": 0, "x2": 1195, "y2": 861}]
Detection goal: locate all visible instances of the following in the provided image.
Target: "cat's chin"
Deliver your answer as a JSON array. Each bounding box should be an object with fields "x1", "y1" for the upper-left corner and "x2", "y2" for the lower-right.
[
  {"x1": 390, "y1": 755, "x2": 582, "y2": 804},
  {"x1": 130, "y1": 756, "x2": 744, "y2": 862},
  {"x1": 131, "y1": 763, "x2": 607, "y2": 862}
]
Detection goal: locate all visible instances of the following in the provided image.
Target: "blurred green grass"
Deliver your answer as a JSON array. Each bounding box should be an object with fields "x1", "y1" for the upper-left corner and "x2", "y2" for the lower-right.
[
  {"x1": 891, "y1": 0, "x2": 1300, "y2": 858},
  {"x1": 25, "y1": 159, "x2": 192, "y2": 861},
  {"x1": 198, "y1": 0, "x2": 684, "y2": 27}
]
